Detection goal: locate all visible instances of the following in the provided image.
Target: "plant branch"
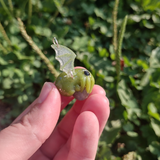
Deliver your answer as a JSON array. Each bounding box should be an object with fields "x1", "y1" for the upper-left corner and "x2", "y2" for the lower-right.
[
  {"x1": 0, "y1": 0, "x2": 12, "y2": 17},
  {"x1": 0, "y1": 42, "x2": 8, "y2": 54},
  {"x1": 47, "y1": 0, "x2": 65, "y2": 27},
  {"x1": 65, "y1": 0, "x2": 74, "y2": 5},
  {"x1": 112, "y1": 0, "x2": 119, "y2": 53},
  {"x1": 0, "y1": 22, "x2": 12, "y2": 46},
  {"x1": 28, "y1": 0, "x2": 32, "y2": 25},
  {"x1": 8, "y1": 0, "x2": 13, "y2": 13},
  {"x1": 17, "y1": 18, "x2": 59, "y2": 77},
  {"x1": 35, "y1": 0, "x2": 39, "y2": 11}
]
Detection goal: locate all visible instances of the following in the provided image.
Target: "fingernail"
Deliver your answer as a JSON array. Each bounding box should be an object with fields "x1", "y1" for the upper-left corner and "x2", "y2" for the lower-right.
[{"x1": 38, "y1": 82, "x2": 55, "y2": 103}]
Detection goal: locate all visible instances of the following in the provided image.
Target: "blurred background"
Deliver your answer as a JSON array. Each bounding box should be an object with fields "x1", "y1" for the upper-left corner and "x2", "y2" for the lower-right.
[{"x1": 0, "y1": 0, "x2": 160, "y2": 159}]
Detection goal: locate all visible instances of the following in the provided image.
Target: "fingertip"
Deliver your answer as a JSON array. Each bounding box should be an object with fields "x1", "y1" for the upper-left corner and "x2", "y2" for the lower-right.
[
  {"x1": 68, "y1": 111, "x2": 99, "y2": 159},
  {"x1": 74, "y1": 66, "x2": 85, "y2": 69},
  {"x1": 74, "y1": 111, "x2": 99, "y2": 138},
  {"x1": 88, "y1": 94, "x2": 110, "y2": 119},
  {"x1": 91, "y1": 85, "x2": 106, "y2": 96},
  {"x1": 82, "y1": 94, "x2": 110, "y2": 135}
]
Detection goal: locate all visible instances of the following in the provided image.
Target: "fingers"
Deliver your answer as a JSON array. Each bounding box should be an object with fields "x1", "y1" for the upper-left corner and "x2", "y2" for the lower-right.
[
  {"x1": 40, "y1": 85, "x2": 109, "y2": 158},
  {"x1": 12, "y1": 82, "x2": 55, "y2": 124},
  {"x1": 0, "y1": 82, "x2": 61, "y2": 160},
  {"x1": 67, "y1": 112, "x2": 99, "y2": 160},
  {"x1": 61, "y1": 95, "x2": 74, "y2": 111},
  {"x1": 12, "y1": 83, "x2": 73, "y2": 124},
  {"x1": 54, "y1": 111, "x2": 99, "y2": 160},
  {"x1": 81, "y1": 94, "x2": 110, "y2": 136},
  {"x1": 91, "y1": 84, "x2": 106, "y2": 96}
]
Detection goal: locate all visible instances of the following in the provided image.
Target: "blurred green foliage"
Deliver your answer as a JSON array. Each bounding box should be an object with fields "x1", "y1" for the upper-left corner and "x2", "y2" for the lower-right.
[{"x1": 0, "y1": 0, "x2": 160, "y2": 159}]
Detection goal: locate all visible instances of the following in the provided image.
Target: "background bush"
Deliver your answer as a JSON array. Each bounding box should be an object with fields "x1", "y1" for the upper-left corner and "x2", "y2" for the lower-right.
[{"x1": 0, "y1": 0, "x2": 160, "y2": 159}]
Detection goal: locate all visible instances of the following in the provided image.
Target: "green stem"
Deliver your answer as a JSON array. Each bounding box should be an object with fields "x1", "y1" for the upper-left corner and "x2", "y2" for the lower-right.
[
  {"x1": 46, "y1": 11, "x2": 59, "y2": 27},
  {"x1": 0, "y1": 42, "x2": 8, "y2": 54},
  {"x1": 17, "y1": 18, "x2": 59, "y2": 77},
  {"x1": 112, "y1": 0, "x2": 119, "y2": 53},
  {"x1": 35, "y1": 0, "x2": 39, "y2": 11},
  {"x1": 54, "y1": 0, "x2": 65, "y2": 13},
  {"x1": 28, "y1": 0, "x2": 32, "y2": 25},
  {"x1": 0, "y1": 22, "x2": 12, "y2": 46},
  {"x1": 8, "y1": 0, "x2": 13, "y2": 13},
  {"x1": 65, "y1": 0, "x2": 74, "y2": 5},
  {"x1": 116, "y1": 15, "x2": 128, "y2": 82},
  {"x1": 0, "y1": 0, "x2": 12, "y2": 17},
  {"x1": 46, "y1": 0, "x2": 65, "y2": 27}
]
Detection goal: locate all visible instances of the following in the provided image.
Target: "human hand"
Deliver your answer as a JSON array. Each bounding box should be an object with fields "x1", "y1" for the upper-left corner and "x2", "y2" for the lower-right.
[{"x1": 0, "y1": 82, "x2": 110, "y2": 160}]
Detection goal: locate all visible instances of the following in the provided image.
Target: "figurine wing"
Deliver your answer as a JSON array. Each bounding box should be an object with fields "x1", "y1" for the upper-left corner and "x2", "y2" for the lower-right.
[{"x1": 51, "y1": 44, "x2": 76, "y2": 75}]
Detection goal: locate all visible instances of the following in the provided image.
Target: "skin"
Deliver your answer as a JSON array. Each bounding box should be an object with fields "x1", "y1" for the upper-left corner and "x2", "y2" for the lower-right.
[{"x1": 0, "y1": 71, "x2": 110, "y2": 160}]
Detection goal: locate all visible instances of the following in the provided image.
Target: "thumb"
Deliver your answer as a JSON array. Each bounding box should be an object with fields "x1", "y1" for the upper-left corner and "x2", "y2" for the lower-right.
[{"x1": 0, "y1": 82, "x2": 61, "y2": 160}]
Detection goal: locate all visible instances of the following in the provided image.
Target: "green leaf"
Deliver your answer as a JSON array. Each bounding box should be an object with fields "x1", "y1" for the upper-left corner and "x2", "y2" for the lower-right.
[
  {"x1": 127, "y1": 131, "x2": 138, "y2": 137},
  {"x1": 53, "y1": 0, "x2": 66, "y2": 15},
  {"x1": 22, "y1": 94, "x2": 28, "y2": 101},
  {"x1": 2, "y1": 69, "x2": 10, "y2": 77},
  {"x1": 102, "y1": 120, "x2": 122, "y2": 144},
  {"x1": 140, "y1": 69, "x2": 154, "y2": 87},
  {"x1": 0, "y1": 57, "x2": 7, "y2": 65},
  {"x1": 81, "y1": 3, "x2": 94, "y2": 15},
  {"x1": 149, "y1": 141, "x2": 160, "y2": 157},
  {"x1": 100, "y1": 26, "x2": 108, "y2": 35},
  {"x1": 2, "y1": 78, "x2": 12, "y2": 89},
  {"x1": 33, "y1": 26, "x2": 52, "y2": 37},
  {"x1": 0, "y1": 89, "x2": 4, "y2": 95},
  {"x1": 104, "y1": 76, "x2": 114, "y2": 82},
  {"x1": 33, "y1": 60, "x2": 41, "y2": 68},
  {"x1": 123, "y1": 122, "x2": 134, "y2": 132},
  {"x1": 143, "y1": 20, "x2": 154, "y2": 29},
  {"x1": 94, "y1": 8, "x2": 106, "y2": 20},
  {"x1": 0, "y1": 89, "x2": 4, "y2": 99},
  {"x1": 117, "y1": 80, "x2": 139, "y2": 108},
  {"x1": 56, "y1": 26, "x2": 69, "y2": 38},
  {"x1": 137, "y1": 59, "x2": 149, "y2": 70},
  {"x1": 152, "y1": 14, "x2": 160, "y2": 23},
  {"x1": 142, "y1": 0, "x2": 160, "y2": 11},
  {"x1": 9, "y1": 20, "x2": 20, "y2": 34},
  {"x1": 140, "y1": 125, "x2": 156, "y2": 143},
  {"x1": 151, "y1": 118, "x2": 160, "y2": 137},
  {"x1": 72, "y1": 36, "x2": 88, "y2": 51},
  {"x1": 118, "y1": 80, "x2": 142, "y2": 122},
  {"x1": 98, "y1": 47, "x2": 109, "y2": 57},
  {"x1": 97, "y1": 143, "x2": 112, "y2": 160},
  {"x1": 148, "y1": 103, "x2": 160, "y2": 121},
  {"x1": 150, "y1": 47, "x2": 160, "y2": 68},
  {"x1": 10, "y1": 36, "x2": 21, "y2": 45},
  {"x1": 14, "y1": 69, "x2": 25, "y2": 85},
  {"x1": 88, "y1": 16, "x2": 95, "y2": 26}
]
